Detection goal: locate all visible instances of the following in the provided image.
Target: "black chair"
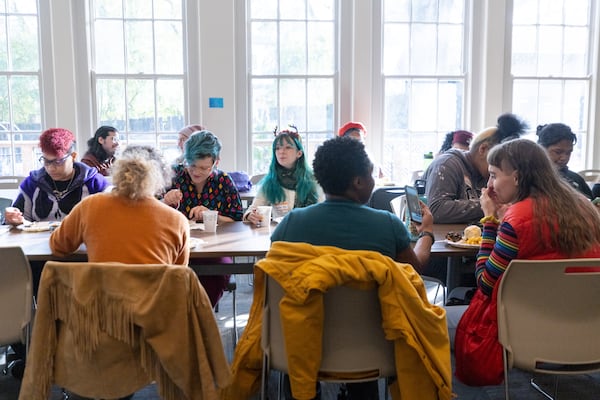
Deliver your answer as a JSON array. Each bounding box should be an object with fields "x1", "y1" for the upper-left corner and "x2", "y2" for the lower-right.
[{"x1": 368, "y1": 187, "x2": 405, "y2": 213}]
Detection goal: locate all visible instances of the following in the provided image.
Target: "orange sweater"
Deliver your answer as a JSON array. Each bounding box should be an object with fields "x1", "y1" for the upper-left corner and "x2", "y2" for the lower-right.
[{"x1": 50, "y1": 192, "x2": 190, "y2": 265}]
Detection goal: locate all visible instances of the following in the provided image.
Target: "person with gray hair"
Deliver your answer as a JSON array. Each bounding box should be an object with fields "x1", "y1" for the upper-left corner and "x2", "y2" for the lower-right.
[{"x1": 50, "y1": 145, "x2": 190, "y2": 266}]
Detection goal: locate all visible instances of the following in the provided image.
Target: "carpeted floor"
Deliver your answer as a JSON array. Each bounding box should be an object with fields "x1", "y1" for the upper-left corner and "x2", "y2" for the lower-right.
[{"x1": 2, "y1": 275, "x2": 600, "y2": 399}]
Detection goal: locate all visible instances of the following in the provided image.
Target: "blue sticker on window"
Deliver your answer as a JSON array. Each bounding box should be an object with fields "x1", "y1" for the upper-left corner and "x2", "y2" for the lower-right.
[{"x1": 209, "y1": 97, "x2": 224, "y2": 108}]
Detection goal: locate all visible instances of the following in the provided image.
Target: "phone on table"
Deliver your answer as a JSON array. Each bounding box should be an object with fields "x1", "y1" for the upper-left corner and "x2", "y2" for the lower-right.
[{"x1": 404, "y1": 185, "x2": 423, "y2": 224}]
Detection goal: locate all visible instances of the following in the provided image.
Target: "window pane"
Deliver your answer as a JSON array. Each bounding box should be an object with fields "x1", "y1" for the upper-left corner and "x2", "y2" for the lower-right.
[
  {"x1": 307, "y1": 78, "x2": 333, "y2": 132},
  {"x1": 126, "y1": 21, "x2": 154, "y2": 73},
  {"x1": 411, "y1": 80, "x2": 437, "y2": 131},
  {"x1": 307, "y1": 0, "x2": 334, "y2": 20},
  {"x1": 538, "y1": 26, "x2": 563, "y2": 76},
  {"x1": 95, "y1": 0, "x2": 123, "y2": 18},
  {"x1": 384, "y1": 79, "x2": 409, "y2": 130},
  {"x1": 155, "y1": 21, "x2": 183, "y2": 74},
  {"x1": 438, "y1": 80, "x2": 463, "y2": 129},
  {"x1": 94, "y1": 20, "x2": 125, "y2": 73},
  {"x1": 156, "y1": 79, "x2": 183, "y2": 131},
  {"x1": 565, "y1": 0, "x2": 589, "y2": 25},
  {"x1": 0, "y1": 76, "x2": 8, "y2": 122},
  {"x1": 250, "y1": 0, "x2": 278, "y2": 19},
  {"x1": 563, "y1": 80, "x2": 588, "y2": 130},
  {"x1": 154, "y1": 0, "x2": 182, "y2": 20},
  {"x1": 252, "y1": 79, "x2": 278, "y2": 132},
  {"x1": 412, "y1": 0, "x2": 437, "y2": 23},
  {"x1": 279, "y1": 78, "x2": 306, "y2": 127},
  {"x1": 410, "y1": 24, "x2": 436, "y2": 74},
  {"x1": 512, "y1": 79, "x2": 539, "y2": 123},
  {"x1": 280, "y1": 21, "x2": 306, "y2": 74},
  {"x1": 538, "y1": 1, "x2": 563, "y2": 25},
  {"x1": 512, "y1": 0, "x2": 537, "y2": 25},
  {"x1": 6, "y1": 0, "x2": 37, "y2": 14},
  {"x1": 0, "y1": 17, "x2": 7, "y2": 70},
  {"x1": 383, "y1": 24, "x2": 409, "y2": 74},
  {"x1": 384, "y1": 0, "x2": 410, "y2": 22},
  {"x1": 127, "y1": 79, "x2": 155, "y2": 132},
  {"x1": 537, "y1": 81, "x2": 563, "y2": 124},
  {"x1": 563, "y1": 26, "x2": 588, "y2": 76},
  {"x1": 439, "y1": 0, "x2": 463, "y2": 23},
  {"x1": 280, "y1": 0, "x2": 305, "y2": 20},
  {"x1": 9, "y1": 15, "x2": 39, "y2": 71},
  {"x1": 251, "y1": 21, "x2": 278, "y2": 75},
  {"x1": 10, "y1": 75, "x2": 40, "y2": 129},
  {"x1": 511, "y1": 26, "x2": 537, "y2": 76},
  {"x1": 125, "y1": 0, "x2": 151, "y2": 18},
  {"x1": 307, "y1": 21, "x2": 334, "y2": 74},
  {"x1": 438, "y1": 24, "x2": 462, "y2": 74},
  {"x1": 97, "y1": 79, "x2": 126, "y2": 131}
]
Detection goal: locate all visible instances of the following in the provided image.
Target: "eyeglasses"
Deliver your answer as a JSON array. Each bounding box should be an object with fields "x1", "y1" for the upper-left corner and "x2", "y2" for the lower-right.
[
  {"x1": 273, "y1": 124, "x2": 300, "y2": 140},
  {"x1": 184, "y1": 160, "x2": 216, "y2": 173},
  {"x1": 39, "y1": 153, "x2": 71, "y2": 167}
]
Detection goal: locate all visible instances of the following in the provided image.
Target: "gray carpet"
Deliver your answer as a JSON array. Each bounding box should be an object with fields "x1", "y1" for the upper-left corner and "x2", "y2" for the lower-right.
[{"x1": 2, "y1": 276, "x2": 599, "y2": 399}]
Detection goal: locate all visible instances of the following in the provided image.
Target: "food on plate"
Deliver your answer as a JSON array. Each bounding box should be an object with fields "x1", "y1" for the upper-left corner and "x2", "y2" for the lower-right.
[
  {"x1": 463, "y1": 224, "x2": 482, "y2": 245},
  {"x1": 445, "y1": 231, "x2": 463, "y2": 242}
]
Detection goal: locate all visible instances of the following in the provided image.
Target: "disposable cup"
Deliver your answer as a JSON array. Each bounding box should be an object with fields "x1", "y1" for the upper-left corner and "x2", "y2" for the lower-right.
[
  {"x1": 256, "y1": 206, "x2": 272, "y2": 227},
  {"x1": 202, "y1": 210, "x2": 218, "y2": 232}
]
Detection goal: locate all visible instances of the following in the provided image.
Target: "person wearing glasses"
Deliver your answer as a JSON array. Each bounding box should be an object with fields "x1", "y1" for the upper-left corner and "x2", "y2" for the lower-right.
[
  {"x1": 4, "y1": 127, "x2": 108, "y2": 226},
  {"x1": 163, "y1": 130, "x2": 243, "y2": 306},
  {"x1": 536, "y1": 122, "x2": 593, "y2": 199},
  {"x1": 243, "y1": 125, "x2": 322, "y2": 226},
  {"x1": 81, "y1": 125, "x2": 120, "y2": 176}
]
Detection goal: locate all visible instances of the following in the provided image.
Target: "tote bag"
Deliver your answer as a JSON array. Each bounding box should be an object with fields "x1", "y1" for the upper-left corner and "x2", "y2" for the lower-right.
[{"x1": 454, "y1": 285, "x2": 503, "y2": 386}]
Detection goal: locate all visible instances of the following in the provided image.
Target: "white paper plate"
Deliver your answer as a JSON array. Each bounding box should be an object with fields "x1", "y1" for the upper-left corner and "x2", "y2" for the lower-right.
[{"x1": 444, "y1": 239, "x2": 480, "y2": 249}]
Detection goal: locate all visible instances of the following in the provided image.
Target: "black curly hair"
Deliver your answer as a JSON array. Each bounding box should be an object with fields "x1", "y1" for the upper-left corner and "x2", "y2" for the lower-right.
[{"x1": 312, "y1": 136, "x2": 373, "y2": 195}]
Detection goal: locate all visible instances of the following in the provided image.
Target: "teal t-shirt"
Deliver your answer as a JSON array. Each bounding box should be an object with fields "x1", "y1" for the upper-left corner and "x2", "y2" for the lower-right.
[{"x1": 271, "y1": 199, "x2": 411, "y2": 259}]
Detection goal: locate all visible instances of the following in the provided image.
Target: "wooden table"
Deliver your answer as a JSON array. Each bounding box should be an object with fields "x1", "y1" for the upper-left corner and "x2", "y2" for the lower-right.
[{"x1": 1, "y1": 222, "x2": 477, "y2": 287}]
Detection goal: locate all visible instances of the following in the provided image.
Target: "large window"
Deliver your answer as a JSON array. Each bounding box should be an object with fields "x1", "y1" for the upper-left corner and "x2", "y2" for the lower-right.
[
  {"x1": 510, "y1": 0, "x2": 592, "y2": 171},
  {"x1": 381, "y1": 0, "x2": 468, "y2": 184},
  {"x1": 248, "y1": 0, "x2": 337, "y2": 174},
  {"x1": 91, "y1": 0, "x2": 185, "y2": 163},
  {"x1": 0, "y1": 0, "x2": 41, "y2": 176}
]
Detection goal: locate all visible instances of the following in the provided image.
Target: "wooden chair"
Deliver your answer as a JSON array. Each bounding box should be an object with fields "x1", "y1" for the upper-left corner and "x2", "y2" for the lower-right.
[{"x1": 497, "y1": 258, "x2": 600, "y2": 399}]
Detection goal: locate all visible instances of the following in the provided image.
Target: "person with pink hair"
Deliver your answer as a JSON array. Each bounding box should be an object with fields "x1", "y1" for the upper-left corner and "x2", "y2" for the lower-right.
[{"x1": 4, "y1": 128, "x2": 108, "y2": 225}]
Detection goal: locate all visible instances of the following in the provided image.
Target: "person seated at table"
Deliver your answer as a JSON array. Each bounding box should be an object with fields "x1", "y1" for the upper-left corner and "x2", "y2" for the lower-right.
[
  {"x1": 49, "y1": 145, "x2": 190, "y2": 400},
  {"x1": 271, "y1": 136, "x2": 436, "y2": 400},
  {"x1": 338, "y1": 121, "x2": 385, "y2": 179},
  {"x1": 536, "y1": 122, "x2": 592, "y2": 199},
  {"x1": 174, "y1": 123, "x2": 206, "y2": 165},
  {"x1": 435, "y1": 130, "x2": 473, "y2": 157},
  {"x1": 423, "y1": 113, "x2": 527, "y2": 224},
  {"x1": 244, "y1": 125, "x2": 322, "y2": 225},
  {"x1": 81, "y1": 125, "x2": 120, "y2": 176},
  {"x1": 446, "y1": 139, "x2": 600, "y2": 346},
  {"x1": 163, "y1": 130, "x2": 243, "y2": 306},
  {"x1": 50, "y1": 145, "x2": 190, "y2": 265},
  {"x1": 4, "y1": 127, "x2": 108, "y2": 226}
]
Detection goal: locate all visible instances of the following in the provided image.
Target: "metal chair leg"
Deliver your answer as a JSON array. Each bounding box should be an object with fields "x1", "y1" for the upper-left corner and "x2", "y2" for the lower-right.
[{"x1": 530, "y1": 376, "x2": 558, "y2": 400}]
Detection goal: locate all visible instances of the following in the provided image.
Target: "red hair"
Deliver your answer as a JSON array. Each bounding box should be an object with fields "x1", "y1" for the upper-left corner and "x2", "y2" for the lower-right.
[{"x1": 39, "y1": 128, "x2": 75, "y2": 157}]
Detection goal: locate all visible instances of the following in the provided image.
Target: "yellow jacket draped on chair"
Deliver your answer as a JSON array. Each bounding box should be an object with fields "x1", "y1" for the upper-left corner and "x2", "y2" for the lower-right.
[
  {"x1": 222, "y1": 241, "x2": 453, "y2": 400},
  {"x1": 19, "y1": 262, "x2": 231, "y2": 400}
]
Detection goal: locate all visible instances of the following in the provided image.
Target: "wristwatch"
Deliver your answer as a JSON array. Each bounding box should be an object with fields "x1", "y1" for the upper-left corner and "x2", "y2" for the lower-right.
[{"x1": 418, "y1": 231, "x2": 435, "y2": 242}]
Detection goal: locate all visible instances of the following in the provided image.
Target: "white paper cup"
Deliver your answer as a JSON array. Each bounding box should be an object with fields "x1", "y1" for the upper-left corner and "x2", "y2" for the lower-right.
[
  {"x1": 202, "y1": 210, "x2": 218, "y2": 232},
  {"x1": 256, "y1": 206, "x2": 272, "y2": 227}
]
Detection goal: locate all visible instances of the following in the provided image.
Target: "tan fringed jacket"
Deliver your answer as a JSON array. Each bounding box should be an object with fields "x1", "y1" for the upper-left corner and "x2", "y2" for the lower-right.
[{"x1": 19, "y1": 262, "x2": 231, "y2": 400}]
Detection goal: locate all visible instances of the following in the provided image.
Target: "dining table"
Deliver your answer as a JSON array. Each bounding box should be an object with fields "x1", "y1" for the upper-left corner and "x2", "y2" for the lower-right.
[{"x1": 1, "y1": 221, "x2": 477, "y2": 290}]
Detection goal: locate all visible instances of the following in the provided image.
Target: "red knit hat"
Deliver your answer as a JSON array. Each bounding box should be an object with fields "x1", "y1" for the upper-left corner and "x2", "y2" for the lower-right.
[{"x1": 338, "y1": 121, "x2": 367, "y2": 137}]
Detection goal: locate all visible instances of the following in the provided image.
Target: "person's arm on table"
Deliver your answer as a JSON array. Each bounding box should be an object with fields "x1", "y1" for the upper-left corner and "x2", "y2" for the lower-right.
[{"x1": 49, "y1": 204, "x2": 84, "y2": 257}]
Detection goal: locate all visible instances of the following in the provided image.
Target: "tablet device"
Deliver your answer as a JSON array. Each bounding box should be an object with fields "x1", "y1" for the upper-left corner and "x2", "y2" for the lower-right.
[{"x1": 404, "y1": 185, "x2": 423, "y2": 224}]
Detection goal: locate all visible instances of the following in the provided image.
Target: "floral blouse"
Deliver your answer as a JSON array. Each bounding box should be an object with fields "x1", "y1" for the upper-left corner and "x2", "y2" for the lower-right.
[{"x1": 170, "y1": 165, "x2": 243, "y2": 221}]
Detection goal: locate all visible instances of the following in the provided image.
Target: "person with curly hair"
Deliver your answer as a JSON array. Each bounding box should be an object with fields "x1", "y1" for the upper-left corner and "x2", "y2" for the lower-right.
[
  {"x1": 536, "y1": 122, "x2": 592, "y2": 199},
  {"x1": 4, "y1": 127, "x2": 108, "y2": 225},
  {"x1": 243, "y1": 125, "x2": 322, "y2": 225},
  {"x1": 81, "y1": 125, "x2": 120, "y2": 176},
  {"x1": 423, "y1": 113, "x2": 528, "y2": 224},
  {"x1": 271, "y1": 136, "x2": 435, "y2": 400}
]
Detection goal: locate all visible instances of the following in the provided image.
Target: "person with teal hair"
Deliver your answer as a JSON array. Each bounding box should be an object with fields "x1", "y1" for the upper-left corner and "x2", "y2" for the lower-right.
[{"x1": 244, "y1": 125, "x2": 323, "y2": 225}]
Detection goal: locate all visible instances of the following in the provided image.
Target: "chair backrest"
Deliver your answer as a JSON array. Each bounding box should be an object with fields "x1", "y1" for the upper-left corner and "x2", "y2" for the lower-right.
[
  {"x1": 251, "y1": 173, "x2": 266, "y2": 185},
  {"x1": 0, "y1": 175, "x2": 25, "y2": 190},
  {"x1": 389, "y1": 195, "x2": 407, "y2": 221},
  {"x1": 262, "y1": 275, "x2": 395, "y2": 381},
  {"x1": 578, "y1": 169, "x2": 600, "y2": 185},
  {"x1": 0, "y1": 246, "x2": 33, "y2": 346},
  {"x1": 497, "y1": 258, "x2": 600, "y2": 373},
  {"x1": 368, "y1": 187, "x2": 405, "y2": 213}
]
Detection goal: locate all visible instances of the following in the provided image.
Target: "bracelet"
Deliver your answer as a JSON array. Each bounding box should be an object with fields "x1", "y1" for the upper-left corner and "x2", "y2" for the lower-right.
[
  {"x1": 480, "y1": 215, "x2": 500, "y2": 225},
  {"x1": 418, "y1": 231, "x2": 435, "y2": 242}
]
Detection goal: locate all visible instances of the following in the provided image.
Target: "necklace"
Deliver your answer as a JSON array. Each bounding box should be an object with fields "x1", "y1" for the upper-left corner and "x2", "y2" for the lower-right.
[{"x1": 51, "y1": 172, "x2": 75, "y2": 201}]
